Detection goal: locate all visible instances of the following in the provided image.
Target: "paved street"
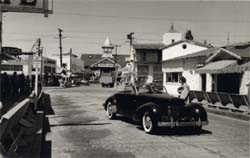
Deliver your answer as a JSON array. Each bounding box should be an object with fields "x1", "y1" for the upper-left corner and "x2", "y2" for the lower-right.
[{"x1": 42, "y1": 85, "x2": 249, "y2": 158}]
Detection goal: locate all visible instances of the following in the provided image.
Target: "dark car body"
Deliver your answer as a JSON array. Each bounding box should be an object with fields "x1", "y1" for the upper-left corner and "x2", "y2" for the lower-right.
[
  {"x1": 81, "y1": 79, "x2": 90, "y2": 86},
  {"x1": 103, "y1": 84, "x2": 208, "y2": 133}
]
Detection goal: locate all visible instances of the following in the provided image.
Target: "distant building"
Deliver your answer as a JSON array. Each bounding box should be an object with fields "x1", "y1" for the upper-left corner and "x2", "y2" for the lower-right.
[
  {"x1": 162, "y1": 24, "x2": 182, "y2": 45},
  {"x1": 1, "y1": 51, "x2": 57, "y2": 77},
  {"x1": 50, "y1": 49, "x2": 84, "y2": 75},
  {"x1": 81, "y1": 37, "x2": 129, "y2": 79}
]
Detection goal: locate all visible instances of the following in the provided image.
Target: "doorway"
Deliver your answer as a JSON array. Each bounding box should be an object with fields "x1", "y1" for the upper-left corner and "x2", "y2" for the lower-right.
[
  {"x1": 201, "y1": 74, "x2": 206, "y2": 91},
  {"x1": 216, "y1": 73, "x2": 241, "y2": 94}
]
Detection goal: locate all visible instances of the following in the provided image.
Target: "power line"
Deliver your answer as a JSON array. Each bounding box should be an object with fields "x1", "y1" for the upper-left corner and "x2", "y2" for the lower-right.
[{"x1": 54, "y1": 11, "x2": 250, "y2": 23}]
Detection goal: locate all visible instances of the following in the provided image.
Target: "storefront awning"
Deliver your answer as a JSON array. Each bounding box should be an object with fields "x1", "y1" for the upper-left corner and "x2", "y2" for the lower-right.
[
  {"x1": 196, "y1": 60, "x2": 238, "y2": 74},
  {"x1": 237, "y1": 61, "x2": 250, "y2": 72}
]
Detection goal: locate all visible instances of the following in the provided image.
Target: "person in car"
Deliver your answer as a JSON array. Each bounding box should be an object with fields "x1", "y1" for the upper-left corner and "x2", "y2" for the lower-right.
[{"x1": 178, "y1": 76, "x2": 190, "y2": 101}]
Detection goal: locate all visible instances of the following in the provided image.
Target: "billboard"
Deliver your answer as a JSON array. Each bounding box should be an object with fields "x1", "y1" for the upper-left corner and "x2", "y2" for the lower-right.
[{"x1": 0, "y1": 0, "x2": 51, "y2": 16}]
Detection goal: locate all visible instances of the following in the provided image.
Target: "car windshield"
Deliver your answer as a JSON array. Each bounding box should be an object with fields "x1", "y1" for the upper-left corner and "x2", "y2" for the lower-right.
[
  {"x1": 138, "y1": 86, "x2": 153, "y2": 93},
  {"x1": 150, "y1": 85, "x2": 168, "y2": 94}
]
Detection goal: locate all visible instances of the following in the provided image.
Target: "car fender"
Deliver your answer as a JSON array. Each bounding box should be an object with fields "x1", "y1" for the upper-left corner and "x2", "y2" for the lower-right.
[
  {"x1": 103, "y1": 95, "x2": 116, "y2": 110},
  {"x1": 185, "y1": 103, "x2": 208, "y2": 121},
  {"x1": 135, "y1": 102, "x2": 160, "y2": 121}
]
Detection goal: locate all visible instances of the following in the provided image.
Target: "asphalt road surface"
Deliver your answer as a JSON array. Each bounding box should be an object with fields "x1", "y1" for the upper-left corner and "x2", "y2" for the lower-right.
[{"x1": 42, "y1": 85, "x2": 249, "y2": 158}]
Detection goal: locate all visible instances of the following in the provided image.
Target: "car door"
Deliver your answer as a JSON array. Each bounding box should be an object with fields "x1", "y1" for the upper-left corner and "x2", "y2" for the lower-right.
[{"x1": 118, "y1": 85, "x2": 137, "y2": 117}]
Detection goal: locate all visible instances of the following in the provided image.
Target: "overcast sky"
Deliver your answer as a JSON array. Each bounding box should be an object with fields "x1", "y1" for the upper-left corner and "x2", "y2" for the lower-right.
[{"x1": 2, "y1": 0, "x2": 250, "y2": 57}]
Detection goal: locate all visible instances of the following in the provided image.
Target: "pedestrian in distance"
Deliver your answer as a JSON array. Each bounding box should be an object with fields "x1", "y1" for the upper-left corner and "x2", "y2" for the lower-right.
[
  {"x1": 1, "y1": 72, "x2": 9, "y2": 100},
  {"x1": 25, "y1": 75, "x2": 32, "y2": 95},
  {"x1": 11, "y1": 72, "x2": 19, "y2": 99},
  {"x1": 19, "y1": 73, "x2": 26, "y2": 95},
  {"x1": 177, "y1": 76, "x2": 190, "y2": 102}
]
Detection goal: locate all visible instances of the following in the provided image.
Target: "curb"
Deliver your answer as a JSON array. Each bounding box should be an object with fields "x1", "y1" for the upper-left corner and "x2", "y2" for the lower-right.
[
  {"x1": 30, "y1": 111, "x2": 44, "y2": 158},
  {"x1": 205, "y1": 106, "x2": 250, "y2": 121}
]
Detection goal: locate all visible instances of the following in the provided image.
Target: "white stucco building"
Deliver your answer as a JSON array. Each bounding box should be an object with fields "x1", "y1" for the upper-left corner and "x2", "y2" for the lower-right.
[{"x1": 162, "y1": 40, "x2": 212, "y2": 96}]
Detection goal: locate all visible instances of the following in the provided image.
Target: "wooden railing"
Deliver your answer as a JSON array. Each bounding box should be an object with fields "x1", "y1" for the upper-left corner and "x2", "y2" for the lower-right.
[{"x1": 0, "y1": 91, "x2": 43, "y2": 156}]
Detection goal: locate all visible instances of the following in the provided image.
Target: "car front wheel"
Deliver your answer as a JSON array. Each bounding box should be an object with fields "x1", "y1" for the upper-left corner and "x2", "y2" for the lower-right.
[
  {"x1": 106, "y1": 102, "x2": 116, "y2": 119},
  {"x1": 142, "y1": 112, "x2": 155, "y2": 134}
]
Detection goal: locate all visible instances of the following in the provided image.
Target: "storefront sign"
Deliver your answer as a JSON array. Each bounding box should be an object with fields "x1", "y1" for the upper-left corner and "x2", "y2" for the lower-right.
[
  {"x1": 0, "y1": 0, "x2": 50, "y2": 16},
  {"x1": 2, "y1": 47, "x2": 22, "y2": 56}
]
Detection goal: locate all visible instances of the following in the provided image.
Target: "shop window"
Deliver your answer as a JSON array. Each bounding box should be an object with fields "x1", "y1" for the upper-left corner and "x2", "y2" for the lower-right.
[
  {"x1": 137, "y1": 65, "x2": 149, "y2": 76},
  {"x1": 166, "y1": 72, "x2": 182, "y2": 83}
]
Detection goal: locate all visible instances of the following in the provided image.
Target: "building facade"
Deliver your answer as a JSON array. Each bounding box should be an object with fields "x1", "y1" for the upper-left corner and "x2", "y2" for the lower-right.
[
  {"x1": 132, "y1": 43, "x2": 164, "y2": 84},
  {"x1": 196, "y1": 43, "x2": 250, "y2": 95},
  {"x1": 162, "y1": 40, "x2": 211, "y2": 96}
]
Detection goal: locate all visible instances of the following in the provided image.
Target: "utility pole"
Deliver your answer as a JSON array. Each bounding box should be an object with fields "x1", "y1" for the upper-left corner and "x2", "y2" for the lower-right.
[
  {"x1": 58, "y1": 28, "x2": 63, "y2": 67},
  {"x1": 127, "y1": 32, "x2": 135, "y2": 84},
  {"x1": 227, "y1": 32, "x2": 230, "y2": 46},
  {"x1": 35, "y1": 38, "x2": 41, "y2": 96},
  {"x1": 113, "y1": 45, "x2": 121, "y2": 87},
  {"x1": 0, "y1": 10, "x2": 3, "y2": 116},
  {"x1": 127, "y1": 32, "x2": 135, "y2": 59},
  {"x1": 69, "y1": 48, "x2": 72, "y2": 73}
]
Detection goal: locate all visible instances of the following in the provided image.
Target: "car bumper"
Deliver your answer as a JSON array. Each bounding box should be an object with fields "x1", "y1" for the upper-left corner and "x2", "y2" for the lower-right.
[{"x1": 157, "y1": 120, "x2": 208, "y2": 127}]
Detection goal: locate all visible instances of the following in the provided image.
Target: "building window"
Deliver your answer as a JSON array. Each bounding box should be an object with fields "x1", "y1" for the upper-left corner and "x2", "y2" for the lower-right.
[
  {"x1": 166, "y1": 72, "x2": 182, "y2": 83},
  {"x1": 137, "y1": 65, "x2": 149, "y2": 76},
  {"x1": 2, "y1": 65, "x2": 23, "y2": 71},
  {"x1": 142, "y1": 52, "x2": 146, "y2": 61},
  {"x1": 153, "y1": 65, "x2": 163, "y2": 82},
  {"x1": 153, "y1": 65, "x2": 162, "y2": 72}
]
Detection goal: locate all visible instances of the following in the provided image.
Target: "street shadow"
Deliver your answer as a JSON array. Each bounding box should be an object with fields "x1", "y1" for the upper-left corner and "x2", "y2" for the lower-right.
[
  {"x1": 136, "y1": 126, "x2": 212, "y2": 136},
  {"x1": 50, "y1": 122, "x2": 111, "y2": 127},
  {"x1": 41, "y1": 93, "x2": 55, "y2": 115},
  {"x1": 114, "y1": 116, "x2": 137, "y2": 124},
  {"x1": 40, "y1": 116, "x2": 52, "y2": 158},
  {"x1": 114, "y1": 116, "x2": 212, "y2": 136},
  {"x1": 40, "y1": 140, "x2": 51, "y2": 158}
]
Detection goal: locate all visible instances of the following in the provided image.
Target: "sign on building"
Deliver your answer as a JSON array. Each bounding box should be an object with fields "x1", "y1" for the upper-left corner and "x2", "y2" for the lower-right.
[
  {"x1": 0, "y1": 0, "x2": 51, "y2": 16},
  {"x1": 2, "y1": 47, "x2": 22, "y2": 56}
]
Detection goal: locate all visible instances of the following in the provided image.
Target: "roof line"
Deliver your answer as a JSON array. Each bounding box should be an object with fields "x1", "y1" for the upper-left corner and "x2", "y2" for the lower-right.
[
  {"x1": 205, "y1": 48, "x2": 242, "y2": 63},
  {"x1": 161, "y1": 39, "x2": 212, "y2": 50}
]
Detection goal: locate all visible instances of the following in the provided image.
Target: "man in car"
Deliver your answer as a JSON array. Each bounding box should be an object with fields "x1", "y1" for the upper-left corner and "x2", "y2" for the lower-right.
[{"x1": 178, "y1": 76, "x2": 190, "y2": 102}]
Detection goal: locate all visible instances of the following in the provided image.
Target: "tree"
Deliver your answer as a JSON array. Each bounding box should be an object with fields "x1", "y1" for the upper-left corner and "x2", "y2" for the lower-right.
[{"x1": 185, "y1": 30, "x2": 194, "y2": 40}]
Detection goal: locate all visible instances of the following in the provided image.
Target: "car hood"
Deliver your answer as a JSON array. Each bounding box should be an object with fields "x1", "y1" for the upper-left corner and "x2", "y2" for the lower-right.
[{"x1": 140, "y1": 93, "x2": 180, "y2": 100}]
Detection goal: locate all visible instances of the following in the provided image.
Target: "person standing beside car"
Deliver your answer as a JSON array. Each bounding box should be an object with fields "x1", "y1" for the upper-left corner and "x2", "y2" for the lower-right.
[{"x1": 178, "y1": 76, "x2": 190, "y2": 102}]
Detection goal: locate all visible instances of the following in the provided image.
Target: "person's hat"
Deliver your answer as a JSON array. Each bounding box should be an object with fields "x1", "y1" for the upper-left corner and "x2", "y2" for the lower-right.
[{"x1": 179, "y1": 76, "x2": 186, "y2": 83}]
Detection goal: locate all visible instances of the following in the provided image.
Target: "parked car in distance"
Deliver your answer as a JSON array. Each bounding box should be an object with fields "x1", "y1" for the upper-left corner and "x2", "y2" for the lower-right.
[
  {"x1": 81, "y1": 79, "x2": 90, "y2": 86},
  {"x1": 103, "y1": 84, "x2": 208, "y2": 134}
]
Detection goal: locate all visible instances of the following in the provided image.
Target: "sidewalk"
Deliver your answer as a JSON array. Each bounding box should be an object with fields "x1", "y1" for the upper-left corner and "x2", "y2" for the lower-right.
[{"x1": 203, "y1": 104, "x2": 250, "y2": 121}]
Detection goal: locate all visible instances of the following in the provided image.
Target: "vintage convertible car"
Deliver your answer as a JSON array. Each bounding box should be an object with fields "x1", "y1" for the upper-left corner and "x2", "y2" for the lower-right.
[{"x1": 103, "y1": 84, "x2": 208, "y2": 134}]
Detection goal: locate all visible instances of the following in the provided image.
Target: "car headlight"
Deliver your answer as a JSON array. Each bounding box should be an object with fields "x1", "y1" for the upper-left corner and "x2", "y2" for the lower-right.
[
  {"x1": 153, "y1": 108, "x2": 157, "y2": 113},
  {"x1": 195, "y1": 109, "x2": 199, "y2": 113}
]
